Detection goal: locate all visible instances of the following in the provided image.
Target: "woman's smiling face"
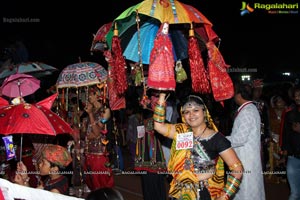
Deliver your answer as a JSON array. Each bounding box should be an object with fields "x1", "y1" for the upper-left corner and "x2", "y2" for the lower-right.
[{"x1": 182, "y1": 102, "x2": 205, "y2": 127}]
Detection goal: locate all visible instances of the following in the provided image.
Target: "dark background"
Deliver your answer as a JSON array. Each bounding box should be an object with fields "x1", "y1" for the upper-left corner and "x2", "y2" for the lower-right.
[{"x1": 0, "y1": 0, "x2": 299, "y2": 85}]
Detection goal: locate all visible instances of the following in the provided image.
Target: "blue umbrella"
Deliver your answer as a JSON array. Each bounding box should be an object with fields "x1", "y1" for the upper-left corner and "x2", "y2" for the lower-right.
[
  {"x1": 122, "y1": 20, "x2": 188, "y2": 64},
  {"x1": 123, "y1": 21, "x2": 158, "y2": 64}
]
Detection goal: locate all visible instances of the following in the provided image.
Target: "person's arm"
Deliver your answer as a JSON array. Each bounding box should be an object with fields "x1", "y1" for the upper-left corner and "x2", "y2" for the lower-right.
[
  {"x1": 216, "y1": 148, "x2": 244, "y2": 200},
  {"x1": 14, "y1": 161, "x2": 30, "y2": 187},
  {"x1": 85, "y1": 103, "x2": 106, "y2": 139},
  {"x1": 153, "y1": 93, "x2": 176, "y2": 139}
]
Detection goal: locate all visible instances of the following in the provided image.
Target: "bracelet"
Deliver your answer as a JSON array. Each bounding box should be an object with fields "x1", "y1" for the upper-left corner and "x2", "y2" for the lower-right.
[
  {"x1": 223, "y1": 175, "x2": 241, "y2": 198},
  {"x1": 153, "y1": 102, "x2": 166, "y2": 123},
  {"x1": 229, "y1": 161, "x2": 243, "y2": 171},
  {"x1": 154, "y1": 105, "x2": 165, "y2": 116},
  {"x1": 153, "y1": 113, "x2": 165, "y2": 123},
  {"x1": 153, "y1": 113, "x2": 165, "y2": 120}
]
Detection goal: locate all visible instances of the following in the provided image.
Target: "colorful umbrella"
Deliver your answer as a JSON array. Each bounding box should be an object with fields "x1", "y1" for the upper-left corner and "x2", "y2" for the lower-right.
[
  {"x1": 104, "y1": 0, "x2": 218, "y2": 64},
  {"x1": 0, "y1": 73, "x2": 40, "y2": 98},
  {"x1": 105, "y1": 0, "x2": 218, "y2": 48},
  {"x1": 0, "y1": 62, "x2": 58, "y2": 81},
  {"x1": 56, "y1": 62, "x2": 108, "y2": 88},
  {"x1": 111, "y1": 0, "x2": 212, "y2": 25},
  {"x1": 90, "y1": 22, "x2": 113, "y2": 52},
  {"x1": 122, "y1": 19, "x2": 188, "y2": 64}
]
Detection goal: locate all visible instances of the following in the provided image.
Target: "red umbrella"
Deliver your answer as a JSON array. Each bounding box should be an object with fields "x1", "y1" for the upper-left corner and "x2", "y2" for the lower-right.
[
  {"x1": 0, "y1": 93, "x2": 73, "y2": 135},
  {"x1": 0, "y1": 73, "x2": 40, "y2": 98},
  {"x1": 0, "y1": 93, "x2": 73, "y2": 161}
]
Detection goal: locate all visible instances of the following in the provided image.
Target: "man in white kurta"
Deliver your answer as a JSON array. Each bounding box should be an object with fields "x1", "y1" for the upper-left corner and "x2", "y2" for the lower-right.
[{"x1": 227, "y1": 84, "x2": 266, "y2": 200}]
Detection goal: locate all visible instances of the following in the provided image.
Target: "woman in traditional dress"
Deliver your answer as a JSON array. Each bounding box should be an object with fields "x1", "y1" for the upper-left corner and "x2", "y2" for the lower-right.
[
  {"x1": 83, "y1": 86, "x2": 114, "y2": 191},
  {"x1": 153, "y1": 93, "x2": 243, "y2": 200}
]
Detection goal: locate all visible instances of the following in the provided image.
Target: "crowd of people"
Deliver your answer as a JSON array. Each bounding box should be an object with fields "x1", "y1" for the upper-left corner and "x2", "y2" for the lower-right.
[{"x1": 0, "y1": 77, "x2": 300, "y2": 200}]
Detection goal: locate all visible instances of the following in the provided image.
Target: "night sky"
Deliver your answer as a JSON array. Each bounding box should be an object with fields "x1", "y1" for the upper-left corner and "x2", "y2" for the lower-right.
[{"x1": 1, "y1": 0, "x2": 299, "y2": 84}]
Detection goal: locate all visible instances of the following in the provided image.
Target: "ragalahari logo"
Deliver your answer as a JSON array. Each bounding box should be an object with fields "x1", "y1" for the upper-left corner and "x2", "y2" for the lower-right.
[
  {"x1": 240, "y1": 2, "x2": 255, "y2": 15},
  {"x1": 240, "y1": 2, "x2": 298, "y2": 15}
]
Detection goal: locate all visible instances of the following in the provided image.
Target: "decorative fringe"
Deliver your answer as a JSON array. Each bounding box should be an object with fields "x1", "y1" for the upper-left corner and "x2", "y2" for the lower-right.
[
  {"x1": 111, "y1": 23, "x2": 128, "y2": 96},
  {"x1": 206, "y1": 41, "x2": 234, "y2": 102},
  {"x1": 188, "y1": 36, "x2": 210, "y2": 94}
]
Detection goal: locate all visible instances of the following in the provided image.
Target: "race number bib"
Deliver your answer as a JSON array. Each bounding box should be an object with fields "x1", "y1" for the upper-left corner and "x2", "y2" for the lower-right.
[
  {"x1": 137, "y1": 125, "x2": 145, "y2": 138},
  {"x1": 176, "y1": 132, "x2": 193, "y2": 150}
]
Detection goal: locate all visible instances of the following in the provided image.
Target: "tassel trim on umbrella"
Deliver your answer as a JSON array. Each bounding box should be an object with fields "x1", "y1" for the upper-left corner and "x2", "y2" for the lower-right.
[
  {"x1": 188, "y1": 23, "x2": 210, "y2": 94},
  {"x1": 111, "y1": 23, "x2": 128, "y2": 96}
]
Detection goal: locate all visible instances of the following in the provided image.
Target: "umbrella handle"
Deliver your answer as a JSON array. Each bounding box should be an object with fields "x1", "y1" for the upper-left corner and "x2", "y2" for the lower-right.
[
  {"x1": 19, "y1": 134, "x2": 23, "y2": 162},
  {"x1": 17, "y1": 79, "x2": 22, "y2": 97}
]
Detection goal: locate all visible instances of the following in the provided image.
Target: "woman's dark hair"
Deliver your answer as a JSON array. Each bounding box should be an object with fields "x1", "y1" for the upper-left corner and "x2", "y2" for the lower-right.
[
  {"x1": 234, "y1": 82, "x2": 253, "y2": 101},
  {"x1": 181, "y1": 95, "x2": 205, "y2": 108},
  {"x1": 49, "y1": 161, "x2": 66, "y2": 171},
  {"x1": 85, "y1": 188, "x2": 124, "y2": 200}
]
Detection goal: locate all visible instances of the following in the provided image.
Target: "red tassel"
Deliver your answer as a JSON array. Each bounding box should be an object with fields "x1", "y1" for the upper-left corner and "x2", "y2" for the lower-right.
[
  {"x1": 111, "y1": 32, "x2": 128, "y2": 96},
  {"x1": 188, "y1": 36, "x2": 210, "y2": 94}
]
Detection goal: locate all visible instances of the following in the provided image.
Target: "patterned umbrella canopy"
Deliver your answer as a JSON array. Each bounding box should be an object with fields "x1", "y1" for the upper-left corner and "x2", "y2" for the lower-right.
[
  {"x1": 56, "y1": 62, "x2": 108, "y2": 88},
  {"x1": 105, "y1": 0, "x2": 218, "y2": 64},
  {"x1": 112, "y1": 0, "x2": 212, "y2": 25},
  {"x1": 106, "y1": 0, "x2": 218, "y2": 45}
]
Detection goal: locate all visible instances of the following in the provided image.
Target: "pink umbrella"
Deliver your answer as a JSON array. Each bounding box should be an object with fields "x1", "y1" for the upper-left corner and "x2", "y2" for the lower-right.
[{"x1": 0, "y1": 73, "x2": 40, "y2": 98}]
